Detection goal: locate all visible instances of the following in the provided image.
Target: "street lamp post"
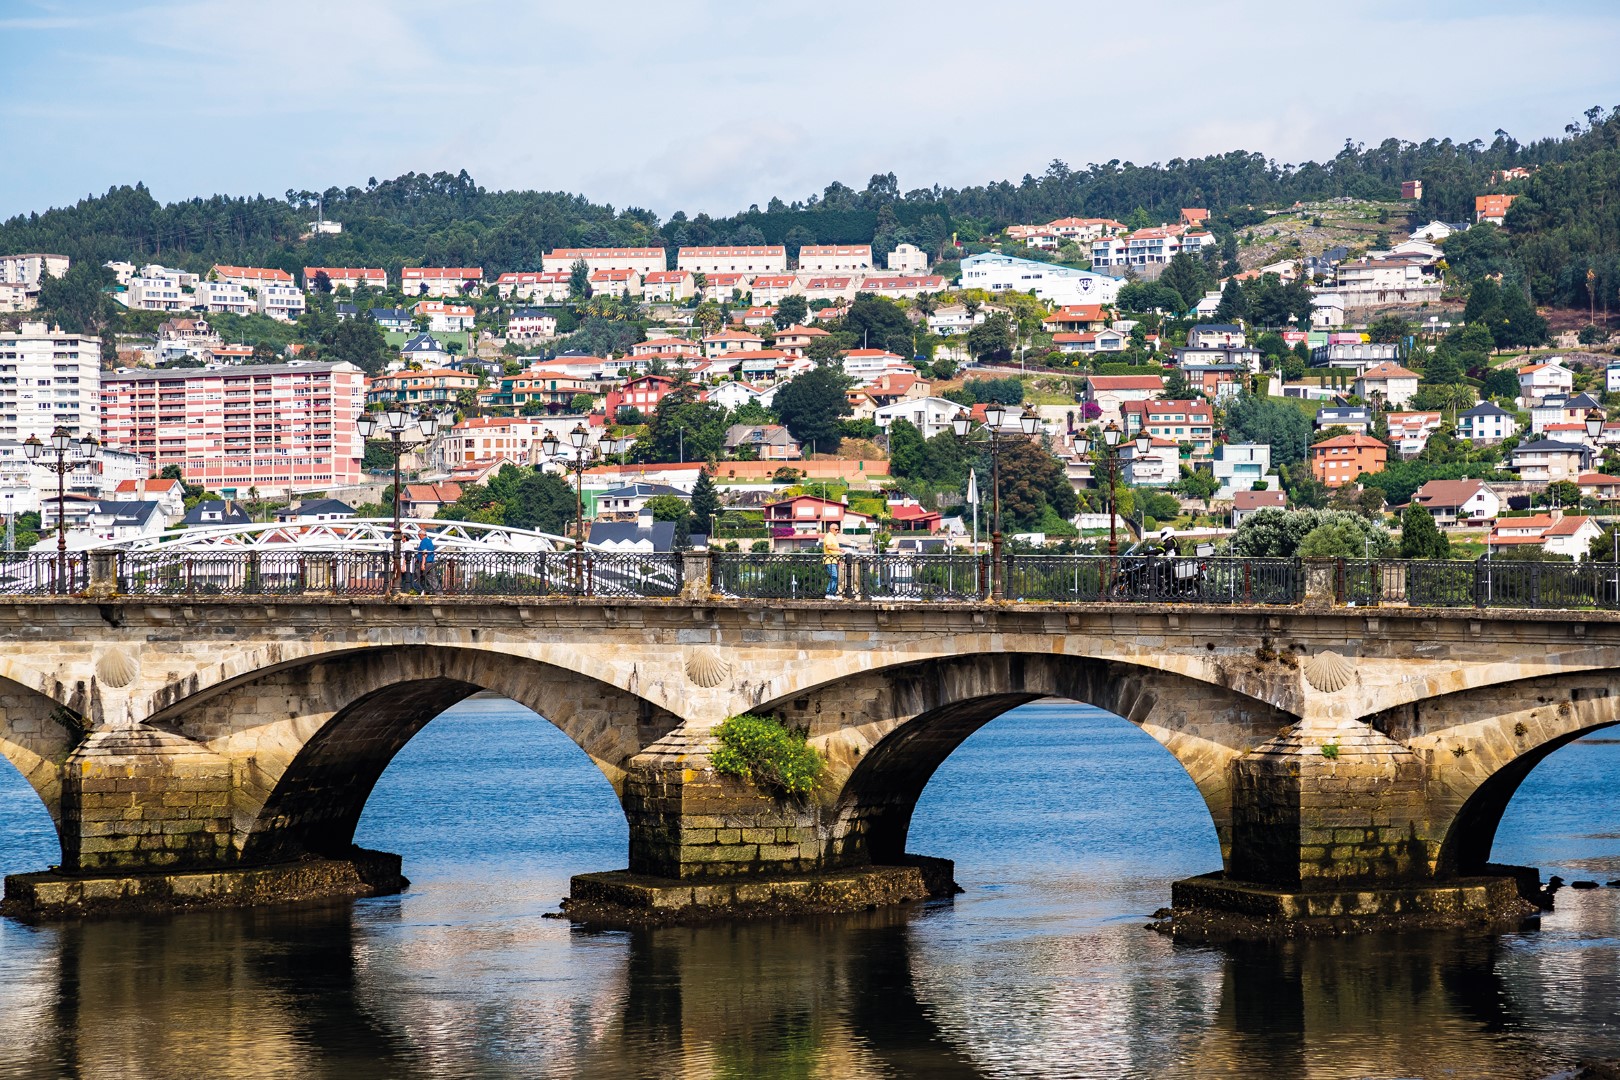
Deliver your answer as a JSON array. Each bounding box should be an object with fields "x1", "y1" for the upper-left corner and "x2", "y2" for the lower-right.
[
  {"x1": 24, "y1": 426, "x2": 97, "y2": 593},
  {"x1": 542, "y1": 423, "x2": 603, "y2": 592},
  {"x1": 952, "y1": 403, "x2": 1041, "y2": 598},
  {"x1": 356, "y1": 407, "x2": 439, "y2": 592},
  {"x1": 1074, "y1": 421, "x2": 1148, "y2": 556}
]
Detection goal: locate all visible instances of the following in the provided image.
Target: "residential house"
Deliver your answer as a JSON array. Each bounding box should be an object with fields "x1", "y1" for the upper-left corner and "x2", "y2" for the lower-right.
[
  {"x1": 842, "y1": 349, "x2": 912, "y2": 384},
  {"x1": 399, "y1": 482, "x2": 463, "y2": 518},
  {"x1": 1512, "y1": 439, "x2": 1592, "y2": 483},
  {"x1": 1411, "y1": 479, "x2": 1500, "y2": 527},
  {"x1": 494, "y1": 271, "x2": 572, "y2": 301},
  {"x1": 507, "y1": 308, "x2": 557, "y2": 341},
  {"x1": 110, "y1": 478, "x2": 186, "y2": 523},
  {"x1": 1386, "y1": 411, "x2": 1445, "y2": 458},
  {"x1": 873, "y1": 397, "x2": 968, "y2": 441},
  {"x1": 864, "y1": 372, "x2": 932, "y2": 408},
  {"x1": 369, "y1": 307, "x2": 413, "y2": 332},
  {"x1": 400, "y1": 333, "x2": 451, "y2": 367},
  {"x1": 702, "y1": 329, "x2": 764, "y2": 358},
  {"x1": 605, "y1": 375, "x2": 680, "y2": 418},
  {"x1": 210, "y1": 265, "x2": 294, "y2": 291},
  {"x1": 1118, "y1": 436, "x2": 1180, "y2": 486},
  {"x1": 1212, "y1": 443, "x2": 1276, "y2": 499},
  {"x1": 856, "y1": 275, "x2": 946, "y2": 300},
  {"x1": 54, "y1": 500, "x2": 166, "y2": 550},
  {"x1": 366, "y1": 367, "x2": 479, "y2": 408},
  {"x1": 888, "y1": 499, "x2": 943, "y2": 534},
  {"x1": 1476, "y1": 194, "x2": 1517, "y2": 225},
  {"x1": 1232, "y1": 489, "x2": 1288, "y2": 525},
  {"x1": 541, "y1": 248, "x2": 666, "y2": 275},
  {"x1": 1309, "y1": 433, "x2": 1388, "y2": 488},
  {"x1": 401, "y1": 267, "x2": 483, "y2": 297},
  {"x1": 641, "y1": 271, "x2": 695, "y2": 303},
  {"x1": 594, "y1": 483, "x2": 688, "y2": 519},
  {"x1": 1487, "y1": 511, "x2": 1600, "y2": 559},
  {"x1": 1186, "y1": 324, "x2": 1245, "y2": 349},
  {"x1": 699, "y1": 273, "x2": 750, "y2": 301},
  {"x1": 798, "y1": 245, "x2": 873, "y2": 273},
  {"x1": 1519, "y1": 360, "x2": 1574, "y2": 400},
  {"x1": 1083, "y1": 374, "x2": 1163, "y2": 419},
  {"x1": 120, "y1": 265, "x2": 196, "y2": 311},
  {"x1": 774, "y1": 324, "x2": 830, "y2": 357},
  {"x1": 1606, "y1": 360, "x2": 1620, "y2": 395},
  {"x1": 589, "y1": 510, "x2": 677, "y2": 553},
  {"x1": 1174, "y1": 346, "x2": 1262, "y2": 373},
  {"x1": 274, "y1": 499, "x2": 356, "y2": 523},
  {"x1": 676, "y1": 247, "x2": 788, "y2": 275},
  {"x1": 960, "y1": 252, "x2": 1122, "y2": 306},
  {"x1": 801, "y1": 276, "x2": 860, "y2": 304},
  {"x1": 589, "y1": 267, "x2": 643, "y2": 297},
  {"x1": 413, "y1": 301, "x2": 476, "y2": 333},
  {"x1": 1179, "y1": 362, "x2": 1246, "y2": 400},
  {"x1": 182, "y1": 500, "x2": 252, "y2": 527},
  {"x1": 887, "y1": 243, "x2": 930, "y2": 273},
  {"x1": 729, "y1": 305, "x2": 777, "y2": 329},
  {"x1": 1314, "y1": 406, "x2": 1372, "y2": 434},
  {"x1": 1333, "y1": 258, "x2": 1442, "y2": 307},
  {"x1": 927, "y1": 304, "x2": 993, "y2": 337},
  {"x1": 1310, "y1": 341, "x2": 1401, "y2": 373},
  {"x1": 1354, "y1": 362, "x2": 1421, "y2": 408},
  {"x1": 303, "y1": 267, "x2": 386, "y2": 292},
  {"x1": 763, "y1": 495, "x2": 877, "y2": 552},
  {"x1": 1054, "y1": 330, "x2": 1128, "y2": 354},
  {"x1": 1042, "y1": 305, "x2": 1109, "y2": 333},
  {"x1": 190, "y1": 279, "x2": 254, "y2": 315},
  {"x1": 708, "y1": 381, "x2": 768, "y2": 411},
  {"x1": 1457, "y1": 401, "x2": 1519, "y2": 444},
  {"x1": 1120, "y1": 399, "x2": 1215, "y2": 456},
  {"x1": 723, "y1": 424, "x2": 801, "y2": 461}
]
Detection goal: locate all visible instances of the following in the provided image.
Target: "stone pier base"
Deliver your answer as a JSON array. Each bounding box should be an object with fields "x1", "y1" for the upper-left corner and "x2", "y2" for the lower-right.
[
  {"x1": 0, "y1": 849, "x2": 407, "y2": 921},
  {"x1": 1166, "y1": 869, "x2": 1544, "y2": 940},
  {"x1": 562, "y1": 856, "x2": 959, "y2": 928}
]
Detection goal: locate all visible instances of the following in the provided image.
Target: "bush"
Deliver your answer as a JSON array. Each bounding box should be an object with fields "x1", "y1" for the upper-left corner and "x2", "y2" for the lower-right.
[{"x1": 711, "y1": 714, "x2": 824, "y2": 797}]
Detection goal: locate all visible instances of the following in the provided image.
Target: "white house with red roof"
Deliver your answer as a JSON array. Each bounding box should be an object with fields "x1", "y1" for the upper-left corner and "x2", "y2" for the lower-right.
[
  {"x1": 401, "y1": 268, "x2": 483, "y2": 297},
  {"x1": 1411, "y1": 479, "x2": 1500, "y2": 527},
  {"x1": 211, "y1": 265, "x2": 293, "y2": 289},
  {"x1": 748, "y1": 274, "x2": 800, "y2": 304},
  {"x1": 702, "y1": 329, "x2": 765, "y2": 358},
  {"x1": 1054, "y1": 330, "x2": 1128, "y2": 354},
  {"x1": 1577, "y1": 472, "x2": 1620, "y2": 501},
  {"x1": 541, "y1": 248, "x2": 667, "y2": 275},
  {"x1": 841, "y1": 349, "x2": 913, "y2": 384},
  {"x1": 802, "y1": 276, "x2": 860, "y2": 303},
  {"x1": 1120, "y1": 399, "x2": 1215, "y2": 456},
  {"x1": 630, "y1": 337, "x2": 702, "y2": 361},
  {"x1": 1487, "y1": 510, "x2": 1601, "y2": 559},
  {"x1": 677, "y1": 246, "x2": 787, "y2": 274},
  {"x1": 774, "y1": 324, "x2": 830, "y2": 357},
  {"x1": 763, "y1": 494, "x2": 877, "y2": 552},
  {"x1": 855, "y1": 275, "x2": 946, "y2": 299},
  {"x1": 302, "y1": 267, "x2": 386, "y2": 292},
  {"x1": 494, "y1": 271, "x2": 571, "y2": 301},
  {"x1": 798, "y1": 245, "x2": 873, "y2": 273},
  {"x1": 1519, "y1": 359, "x2": 1575, "y2": 400},
  {"x1": 1043, "y1": 305, "x2": 1109, "y2": 332},
  {"x1": 700, "y1": 273, "x2": 750, "y2": 301},
  {"x1": 641, "y1": 270, "x2": 695, "y2": 303},
  {"x1": 1084, "y1": 374, "x2": 1164, "y2": 419},
  {"x1": 1354, "y1": 361, "x2": 1421, "y2": 407},
  {"x1": 112, "y1": 477, "x2": 186, "y2": 522},
  {"x1": 412, "y1": 300, "x2": 475, "y2": 332},
  {"x1": 588, "y1": 267, "x2": 643, "y2": 296}
]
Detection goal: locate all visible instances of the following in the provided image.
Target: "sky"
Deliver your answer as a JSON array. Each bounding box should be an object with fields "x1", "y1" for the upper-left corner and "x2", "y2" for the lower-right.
[{"x1": 3, "y1": 0, "x2": 1619, "y2": 222}]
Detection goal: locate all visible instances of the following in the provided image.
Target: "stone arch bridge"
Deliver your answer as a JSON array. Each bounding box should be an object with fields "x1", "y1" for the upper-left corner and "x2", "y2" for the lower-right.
[{"x1": 0, "y1": 591, "x2": 1613, "y2": 928}]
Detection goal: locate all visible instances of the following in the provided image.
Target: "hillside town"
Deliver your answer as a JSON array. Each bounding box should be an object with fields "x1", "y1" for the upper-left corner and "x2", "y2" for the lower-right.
[{"x1": 2, "y1": 182, "x2": 1618, "y2": 565}]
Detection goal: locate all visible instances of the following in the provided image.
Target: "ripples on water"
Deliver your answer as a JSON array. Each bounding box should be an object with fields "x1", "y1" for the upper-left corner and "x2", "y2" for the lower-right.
[{"x1": 0, "y1": 698, "x2": 1617, "y2": 1079}]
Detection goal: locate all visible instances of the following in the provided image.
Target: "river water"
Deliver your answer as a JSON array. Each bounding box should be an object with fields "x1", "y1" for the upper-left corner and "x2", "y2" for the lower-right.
[{"x1": 0, "y1": 698, "x2": 1617, "y2": 1079}]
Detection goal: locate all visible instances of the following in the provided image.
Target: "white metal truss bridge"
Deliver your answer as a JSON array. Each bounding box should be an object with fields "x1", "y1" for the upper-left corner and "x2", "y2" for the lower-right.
[{"x1": 109, "y1": 519, "x2": 584, "y2": 553}]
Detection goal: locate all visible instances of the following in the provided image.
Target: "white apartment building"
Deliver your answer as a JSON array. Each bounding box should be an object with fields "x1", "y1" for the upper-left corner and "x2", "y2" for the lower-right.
[
  {"x1": 873, "y1": 396, "x2": 967, "y2": 441},
  {"x1": 191, "y1": 280, "x2": 254, "y2": 315},
  {"x1": 120, "y1": 265, "x2": 197, "y2": 311},
  {"x1": 257, "y1": 282, "x2": 307, "y2": 321},
  {"x1": 1212, "y1": 443, "x2": 1276, "y2": 499},
  {"x1": 0, "y1": 321, "x2": 101, "y2": 443},
  {"x1": 798, "y1": 245, "x2": 873, "y2": 273},
  {"x1": 1457, "y1": 402, "x2": 1519, "y2": 444},
  {"x1": 676, "y1": 246, "x2": 788, "y2": 275},
  {"x1": 1333, "y1": 259, "x2": 1442, "y2": 307},
  {"x1": 959, "y1": 253, "x2": 1122, "y2": 306},
  {"x1": 1090, "y1": 227, "x2": 1211, "y2": 270},
  {"x1": 1119, "y1": 437, "x2": 1180, "y2": 486},
  {"x1": 887, "y1": 243, "x2": 930, "y2": 274},
  {"x1": 401, "y1": 267, "x2": 484, "y2": 297},
  {"x1": 0, "y1": 443, "x2": 148, "y2": 516},
  {"x1": 0, "y1": 283, "x2": 31, "y2": 313},
  {"x1": 0, "y1": 254, "x2": 70, "y2": 287},
  {"x1": 540, "y1": 249, "x2": 667, "y2": 275}
]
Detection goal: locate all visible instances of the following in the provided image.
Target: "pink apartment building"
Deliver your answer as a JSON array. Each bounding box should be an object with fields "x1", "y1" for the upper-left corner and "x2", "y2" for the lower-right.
[{"x1": 100, "y1": 361, "x2": 365, "y2": 497}]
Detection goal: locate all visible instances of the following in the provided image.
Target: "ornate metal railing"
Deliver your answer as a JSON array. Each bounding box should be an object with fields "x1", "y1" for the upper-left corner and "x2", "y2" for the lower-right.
[
  {"x1": 711, "y1": 553, "x2": 831, "y2": 599},
  {"x1": 5, "y1": 549, "x2": 1620, "y2": 611}
]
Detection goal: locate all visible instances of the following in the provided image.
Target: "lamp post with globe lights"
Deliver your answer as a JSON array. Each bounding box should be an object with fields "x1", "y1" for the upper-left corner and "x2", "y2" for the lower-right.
[
  {"x1": 356, "y1": 407, "x2": 440, "y2": 592},
  {"x1": 952, "y1": 403, "x2": 1042, "y2": 598},
  {"x1": 1075, "y1": 420, "x2": 1150, "y2": 557},
  {"x1": 24, "y1": 426, "x2": 98, "y2": 593}
]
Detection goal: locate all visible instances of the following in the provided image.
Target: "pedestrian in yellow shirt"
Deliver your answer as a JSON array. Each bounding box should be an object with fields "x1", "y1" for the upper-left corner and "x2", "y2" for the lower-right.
[{"x1": 822, "y1": 521, "x2": 843, "y2": 598}]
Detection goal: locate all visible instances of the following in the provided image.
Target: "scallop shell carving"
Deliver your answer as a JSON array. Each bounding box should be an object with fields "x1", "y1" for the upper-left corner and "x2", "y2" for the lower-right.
[
  {"x1": 1303, "y1": 649, "x2": 1355, "y2": 693},
  {"x1": 684, "y1": 647, "x2": 733, "y2": 688},
  {"x1": 95, "y1": 648, "x2": 139, "y2": 689}
]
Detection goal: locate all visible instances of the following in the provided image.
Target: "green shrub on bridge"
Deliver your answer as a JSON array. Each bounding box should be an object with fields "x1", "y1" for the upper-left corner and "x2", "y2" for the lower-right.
[{"x1": 712, "y1": 714, "x2": 824, "y2": 798}]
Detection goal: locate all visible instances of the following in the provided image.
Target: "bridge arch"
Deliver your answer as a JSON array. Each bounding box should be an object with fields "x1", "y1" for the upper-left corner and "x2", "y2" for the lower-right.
[
  {"x1": 0, "y1": 675, "x2": 82, "y2": 846},
  {"x1": 143, "y1": 645, "x2": 681, "y2": 863},
  {"x1": 1367, "y1": 670, "x2": 1620, "y2": 877},
  {"x1": 751, "y1": 652, "x2": 1296, "y2": 871}
]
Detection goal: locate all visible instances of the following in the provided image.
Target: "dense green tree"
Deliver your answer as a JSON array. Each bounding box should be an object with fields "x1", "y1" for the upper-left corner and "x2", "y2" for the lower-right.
[
  {"x1": 1117, "y1": 282, "x2": 1186, "y2": 313},
  {"x1": 987, "y1": 438, "x2": 1076, "y2": 529},
  {"x1": 1298, "y1": 521, "x2": 1375, "y2": 558},
  {"x1": 1367, "y1": 315, "x2": 1411, "y2": 344},
  {"x1": 688, "y1": 469, "x2": 720, "y2": 535},
  {"x1": 842, "y1": 295, "x2": 913, "y2": 356},
  {"x1": 637, "y1": 389, "x2": 731, "y2": 464},
  {"x1": 773, "y1": 294, "x2": 808, "y2": 329},
  {"x1": 886, "y1": 417, "x2": 927, "y2": 479},
  {"x1": 1231, "y1": 507, "x2": 1391, "y2": 557},
  {"x1": 1399, "y1": 503, "x2": 1451, "y2": 559},
  {"x1": 1422, "y1": 343, "x2": 1465, "y2": 385},
  {"x1": 965, "y1": 313, "x2": 1015, "y2": 363},
  {"x1": 1212, "y1": 278, "x2": 1249, "y2": 324},
  {"x1": 773, "y1": 364, "x2": 853, "y2": 452},
  {"x1": 1222, "y1": 394, "x2": 1313, "y2": 465},
  {"x1": 1159, "y1": 252, "x2": 1215, "y2": 311},
  {"x1": 568, "y1": 258, "x2": 591, "y2": 300}
]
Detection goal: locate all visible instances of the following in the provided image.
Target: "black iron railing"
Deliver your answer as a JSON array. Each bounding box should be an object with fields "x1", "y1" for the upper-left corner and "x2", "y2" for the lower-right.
[{"x1": 6, "y1": 549, "x2": 1620, "y2": 612}]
